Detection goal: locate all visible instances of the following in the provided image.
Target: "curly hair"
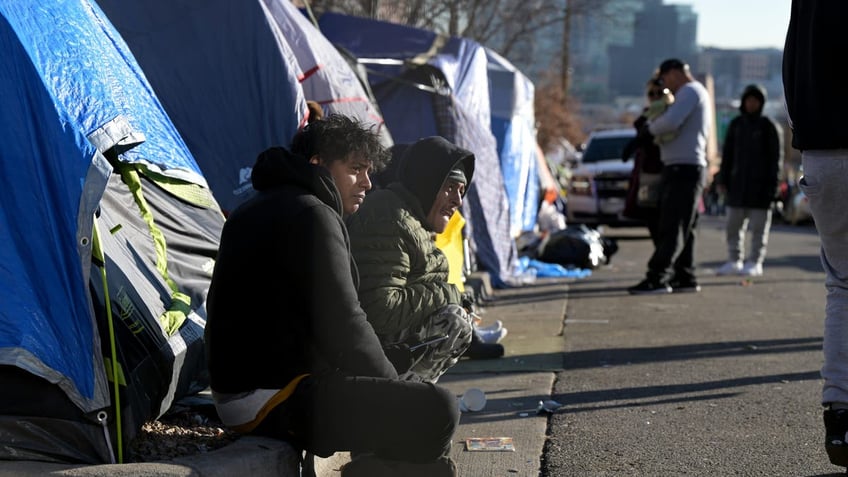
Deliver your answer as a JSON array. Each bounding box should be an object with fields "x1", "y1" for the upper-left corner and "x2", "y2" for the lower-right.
[{"x1": 290, "y1": 114, "x2": 389, "y2": 171}]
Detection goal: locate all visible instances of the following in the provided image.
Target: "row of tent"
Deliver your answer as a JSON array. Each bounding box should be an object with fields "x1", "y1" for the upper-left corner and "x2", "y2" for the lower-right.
[{"x1": 0, "y1": 0, "x2": 551, "y2": 464}]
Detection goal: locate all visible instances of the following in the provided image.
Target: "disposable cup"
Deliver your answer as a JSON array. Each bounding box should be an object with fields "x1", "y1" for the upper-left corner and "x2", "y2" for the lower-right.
[{"x1": 459, "y1": 388, "x2": 486, "y2": 412}]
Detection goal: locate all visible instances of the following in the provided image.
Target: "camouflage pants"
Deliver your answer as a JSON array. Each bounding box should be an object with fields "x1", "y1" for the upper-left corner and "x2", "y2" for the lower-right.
[{"x1": 387, "y1": 304, "x2": 473, "y2": 383}]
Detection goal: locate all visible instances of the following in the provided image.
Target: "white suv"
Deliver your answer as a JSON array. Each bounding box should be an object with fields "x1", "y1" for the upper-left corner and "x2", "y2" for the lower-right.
[{"x1": 566, "y1": 128, "x2": 637, "y2": 225}]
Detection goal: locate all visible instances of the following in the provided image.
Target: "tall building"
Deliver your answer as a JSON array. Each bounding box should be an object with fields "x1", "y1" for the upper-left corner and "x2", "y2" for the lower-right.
[{"x1": 608, "y1": 0, "x2": 698, "y2": 97}]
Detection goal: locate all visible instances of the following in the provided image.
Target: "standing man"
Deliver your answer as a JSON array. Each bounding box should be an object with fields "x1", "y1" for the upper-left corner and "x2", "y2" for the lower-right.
[
  {"x1": 783, "y1": 1, "x2": 848, "y2": 469},
  {"x1": 628, "y1": 59, "x2": 712, "y2": 295},
  {"x1": 205, "y1": 115, "x2": 460, "y2": 476},
  {"x1": 715, "y1": 84, "x2": 783, "y2": 277}
]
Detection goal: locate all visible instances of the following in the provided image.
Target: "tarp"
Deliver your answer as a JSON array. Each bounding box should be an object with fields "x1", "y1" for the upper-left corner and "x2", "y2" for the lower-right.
[
  {"x1": 486, "y1": 48, "x2": 541, "y2": 236},
  {"x1": 97, "y1": 0, "x2": 392, "y2": 213},
  {"x1": 318, "y1": 12, "x2": 522, "y2": 286},
  {"x1": 0, "y1": 0, "x2": 222, "y2": 463}
]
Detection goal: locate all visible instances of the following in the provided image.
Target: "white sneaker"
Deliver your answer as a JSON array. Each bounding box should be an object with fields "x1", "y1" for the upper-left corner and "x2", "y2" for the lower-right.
[
  {"x1": 475, "y1": 320, "x2": 503, "y2": 333},
  {"x1": 475, "y1": 326, "x2": 508, "y2": 344},
  {"x1": 741, "y1": 262, "x2": 763, "y2": 276},
  {"x1": 716, "y1": 260, "x2": 743, "y2": 276}
]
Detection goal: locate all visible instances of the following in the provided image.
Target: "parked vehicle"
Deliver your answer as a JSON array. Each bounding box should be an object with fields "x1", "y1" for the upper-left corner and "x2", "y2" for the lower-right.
[{"x1": 566, "y1": 128, "x2": 637, "y2": 225}]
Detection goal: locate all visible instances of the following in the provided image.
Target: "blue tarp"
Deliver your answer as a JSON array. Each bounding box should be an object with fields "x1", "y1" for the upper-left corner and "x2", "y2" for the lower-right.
[
  {"x1": 98, "y1": 0, "x2": 392, "y2": 213},
  {"x1": 1, "y1": 0, "x2": 221, "y2": 463},
  {"x1": 1, "y1": 0, "x2": 204, "y2": 413},
  {"x1": 487, "y1": 48, "x2": 541, "y2": 236},
  {"x1": 318, "y1": 13, "x2": 524, "y2": 286}
]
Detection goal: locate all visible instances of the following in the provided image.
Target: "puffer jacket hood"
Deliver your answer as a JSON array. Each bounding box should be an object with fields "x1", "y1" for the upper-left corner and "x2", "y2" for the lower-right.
[
  {"x1": 396, "y1": 136, "x2": 475, "y2": 217},
  {"x1": 739, "y1": 84, "x2": 766, "y2": 115}
]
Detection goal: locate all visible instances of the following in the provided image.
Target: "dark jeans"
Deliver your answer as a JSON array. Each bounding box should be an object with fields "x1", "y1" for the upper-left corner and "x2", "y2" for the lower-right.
[
  {"x1": 646, "y1": 164, "x2": 706, "y2": 283},
  {"x1": 253, "y1": 372, "x2": 459, "y2": 463}
]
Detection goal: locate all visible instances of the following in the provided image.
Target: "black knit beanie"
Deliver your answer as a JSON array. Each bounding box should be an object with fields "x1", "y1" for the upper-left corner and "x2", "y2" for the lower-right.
[{"x1": 397, "y1": 136, "x2": 475, "y2": 215}]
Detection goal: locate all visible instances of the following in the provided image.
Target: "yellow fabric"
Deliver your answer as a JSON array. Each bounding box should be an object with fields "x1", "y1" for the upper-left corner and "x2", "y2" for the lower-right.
[{"x1": 434, "y1": 211, "x2": 465, "y2": 292}]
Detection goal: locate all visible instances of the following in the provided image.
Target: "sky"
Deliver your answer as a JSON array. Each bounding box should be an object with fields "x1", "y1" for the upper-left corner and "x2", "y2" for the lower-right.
[{"x1": 668, "y1": 0, "x2": 791, "y2": 50}]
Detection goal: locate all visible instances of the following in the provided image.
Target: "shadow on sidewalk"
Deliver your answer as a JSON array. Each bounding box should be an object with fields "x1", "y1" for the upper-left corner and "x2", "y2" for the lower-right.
[
  {"x1": 563, "y1": 337, "x2": 822, "y2": 369},
  {"x1": 556, "y1": 370, "x2": 821, "y2": 412}
]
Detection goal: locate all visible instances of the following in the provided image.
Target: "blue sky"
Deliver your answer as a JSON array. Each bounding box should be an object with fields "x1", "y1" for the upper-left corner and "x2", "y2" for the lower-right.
[{"x1": 669, "y1": 0, "x2": 791, "y2": 49}]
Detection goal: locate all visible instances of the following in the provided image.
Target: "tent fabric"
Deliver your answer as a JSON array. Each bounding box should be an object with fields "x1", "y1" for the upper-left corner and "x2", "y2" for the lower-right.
[
  {"x1": 1, "y1": 0, "x2": 223, "y2": 463},
  {"x1": 318, "y1": 13, "x2": 521, "y2": 286},
  {"x1": 95, "y1": 0, "x2": 307, "y2": 214},
  {"x1": 98, "y1": 0, "x2": 392, "y2": 214},
  {"x1": 486, "y1": 48, "x2": 541, "y2": 236},
  {"x1": 268, "y1": 1, "x2": 392, "y2": 145}
]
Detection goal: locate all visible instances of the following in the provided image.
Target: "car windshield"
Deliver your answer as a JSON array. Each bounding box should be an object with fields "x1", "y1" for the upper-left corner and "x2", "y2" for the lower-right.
[{"x1": 581, "y1": 136, "x2": 633, "y2": 163}]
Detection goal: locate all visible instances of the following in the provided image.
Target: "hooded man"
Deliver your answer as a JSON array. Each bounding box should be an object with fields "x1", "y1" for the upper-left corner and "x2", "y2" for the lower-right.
[
  {"x1": 346, "y1": 136, "x2": 476, "y2": 383},
  {"x1": 205, "y1": 117, "x2": 460, "y2": 477},
  {"x1": 715, "y1": 84, "x2": 783, "y2": 277}
]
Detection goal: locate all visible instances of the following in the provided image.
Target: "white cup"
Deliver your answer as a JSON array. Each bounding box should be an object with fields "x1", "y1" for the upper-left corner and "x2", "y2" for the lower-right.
[{"x1": 459, "y1": 388, "x2": 486, "y2": 412}]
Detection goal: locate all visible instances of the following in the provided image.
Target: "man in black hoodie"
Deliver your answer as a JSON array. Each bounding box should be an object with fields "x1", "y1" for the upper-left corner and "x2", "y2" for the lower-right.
[
  {"x1": 205, "y1": 116, "x2": 459, "y2": 476},
  {"x1": 346, "y1": 136, "x2": 479, "y2": 383},
  {"x1": 784, "y1": 1, "x2": 848, "y2": 469},
  {"x1": 714, "y1": 84, "x2": 782, "y2": 277}
]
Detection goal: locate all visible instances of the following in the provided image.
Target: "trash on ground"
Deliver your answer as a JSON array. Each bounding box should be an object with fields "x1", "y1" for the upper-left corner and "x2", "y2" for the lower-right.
[{"x1": 464, "y1": 437, "x2": 515, "y2": 452}]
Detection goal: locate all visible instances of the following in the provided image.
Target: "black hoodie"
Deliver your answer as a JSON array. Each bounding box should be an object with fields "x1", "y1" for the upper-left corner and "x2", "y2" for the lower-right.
[
  {"x1": 205, "y1": 147, "x2": 397, "y2": 396},
  {"x1": 717, "y1": 85, "x2": 782, "y2": 209},
  {"x1": 783, "y1": 0, "x2": 848, "y2": 150}
]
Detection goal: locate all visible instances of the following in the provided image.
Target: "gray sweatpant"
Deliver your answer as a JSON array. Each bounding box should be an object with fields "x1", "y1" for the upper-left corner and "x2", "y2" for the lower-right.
[
  {"x1": 724, "y1": 206, "x2": 772, "y2": 265},
  {"x1": 800, "y1": 152, "x2": 848, "y2": 405}
]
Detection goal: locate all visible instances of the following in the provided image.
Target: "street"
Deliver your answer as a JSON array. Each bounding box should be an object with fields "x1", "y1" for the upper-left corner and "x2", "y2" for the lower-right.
[{"x1": 541, "y1": 215, "x2": 839, "y2": 476}]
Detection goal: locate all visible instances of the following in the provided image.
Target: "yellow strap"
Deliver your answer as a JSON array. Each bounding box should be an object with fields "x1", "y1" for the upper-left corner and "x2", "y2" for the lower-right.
[{"x1": 230, "y1": 374, "x2": 310, "y2": 434}]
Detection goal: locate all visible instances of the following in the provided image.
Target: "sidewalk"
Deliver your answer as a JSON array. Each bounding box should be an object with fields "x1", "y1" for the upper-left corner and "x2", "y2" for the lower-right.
[
  {"x1": 0, "y1": 272, "x2": 572, "y2": 477},
  {"x1": 315, "y1": 272, "x2": 570, "y2": 475}
]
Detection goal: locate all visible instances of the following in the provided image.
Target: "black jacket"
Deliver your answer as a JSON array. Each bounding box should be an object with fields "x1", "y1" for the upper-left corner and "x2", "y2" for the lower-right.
[
  {"x1": 717, "y1": 85, "x2": 782, "y2": 209},
  {"x1": 783, "y1": 0, "x2": 848, "y2": 150},
  {"x1": 205, "y1": 148, "x2": 397, "y2": 394}
]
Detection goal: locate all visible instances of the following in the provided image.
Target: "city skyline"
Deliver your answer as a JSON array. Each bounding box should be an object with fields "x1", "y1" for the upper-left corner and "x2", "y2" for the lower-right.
[{"x1": 672, "y1": 0, "x2": 791, "y2": 50}]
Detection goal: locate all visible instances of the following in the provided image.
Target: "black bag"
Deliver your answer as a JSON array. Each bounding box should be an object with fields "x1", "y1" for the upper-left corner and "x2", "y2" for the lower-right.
[{"x1": 537, "y1": 225, "x2": 617, "y2": 269}]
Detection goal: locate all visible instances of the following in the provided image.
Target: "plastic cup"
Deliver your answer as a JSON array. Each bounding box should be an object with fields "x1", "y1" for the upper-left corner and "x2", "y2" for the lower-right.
[{"x1": 459, "y1": 388, "x2": 487, "y2": 412}]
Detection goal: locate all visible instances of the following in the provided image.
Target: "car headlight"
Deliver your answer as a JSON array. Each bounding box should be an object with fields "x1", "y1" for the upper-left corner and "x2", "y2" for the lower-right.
[{"x1": 569, "y1": 175, "x2": 593, "y2": 196}]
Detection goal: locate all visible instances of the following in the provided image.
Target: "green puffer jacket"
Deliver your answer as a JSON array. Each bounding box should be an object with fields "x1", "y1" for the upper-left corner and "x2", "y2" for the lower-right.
[{"x1": 347, "y1": 183, "x2": 461, "y2": 338}]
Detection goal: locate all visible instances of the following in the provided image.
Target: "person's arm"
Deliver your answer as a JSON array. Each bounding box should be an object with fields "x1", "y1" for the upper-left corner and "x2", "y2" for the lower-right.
[
  {"x1": 296, "y1": 205, "x2": 398, "y2": 379},
  {"x1": 648, "y1": 85, "x2": 697, "y2": 137},
  {"x1": 351, "y1": 212, "x2": 460, "y2": 337}
]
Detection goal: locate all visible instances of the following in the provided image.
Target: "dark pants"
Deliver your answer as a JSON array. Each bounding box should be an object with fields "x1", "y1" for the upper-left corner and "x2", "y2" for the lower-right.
[
  {"x1": 253, "y1": 373, "x2": 459, "y2": 463},
  {"x1": 646, "y1": 164, "x2": 705, "y2": 283}
]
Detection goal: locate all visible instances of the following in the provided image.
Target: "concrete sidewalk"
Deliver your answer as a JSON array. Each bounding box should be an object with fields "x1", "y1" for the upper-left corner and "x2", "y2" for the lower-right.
[{"x1": 0, "y1": 273, "x2": 572, "y2": 477}]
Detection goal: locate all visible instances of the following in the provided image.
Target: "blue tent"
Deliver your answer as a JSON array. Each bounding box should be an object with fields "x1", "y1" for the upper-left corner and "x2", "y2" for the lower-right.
[
  {"x1": 97, "y1": 0, "x2": 392, "y2": 213},
  {"x1": 486, "y1": 48, "x2": 541, "y2": 236},
  {"x1": 1, "y1": 0, "x2": 223, "y2": 463},
  {"x1": 318, "y1": 13, "x2": 523, "y2": 286}
]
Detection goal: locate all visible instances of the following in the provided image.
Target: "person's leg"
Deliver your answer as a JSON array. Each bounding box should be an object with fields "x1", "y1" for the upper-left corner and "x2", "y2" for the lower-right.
[
  {"x1": 408, "y1": 304, "x2": 473, "y2": 382},
  {"x1": 724, "y1": 206, "x2": 746, "y2": 263},
  {"x1": 255, "y1": 373, "x2": 459, "y2": 464},
  {"x1": 746, "y1": 207, "x2": 772, "y2": 266},
  {"x1": 801, "y1": 152, "x2": 848, "y2": 467},
  {"x1": 801, "y1": 152, "x2": 848, "y2": 407},
  {"x1": 647, "y1": 165, "x2": 703, "y2": 283}
]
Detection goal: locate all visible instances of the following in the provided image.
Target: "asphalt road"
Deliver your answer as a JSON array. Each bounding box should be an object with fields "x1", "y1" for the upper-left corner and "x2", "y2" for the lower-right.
[{"x1": 541, "y1": 214, "x2": 843, "y2": 476}]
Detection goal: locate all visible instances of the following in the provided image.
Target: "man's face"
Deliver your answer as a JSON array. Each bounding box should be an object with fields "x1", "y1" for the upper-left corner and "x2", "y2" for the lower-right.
[
  {"x1": 321, "y1": 154, "x2": 372, "y2": 215},
  {"x1": 659, "y1": 70, "x2": 682, "y2": 93},
  {"x1": 743, "y1": 95, "x2": 762, "y2": 114},
  {"x1": 426, "y1": 179, "x2": 465, "y2": 233}
]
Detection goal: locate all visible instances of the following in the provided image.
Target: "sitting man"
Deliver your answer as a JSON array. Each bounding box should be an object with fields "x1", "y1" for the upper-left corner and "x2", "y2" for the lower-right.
[
  {"x1": 205, "y1": 116, "x2": 459, "y2": 476},
  {"x1": 347, "y1": 136, "x2": 482, "y2": 383}
]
